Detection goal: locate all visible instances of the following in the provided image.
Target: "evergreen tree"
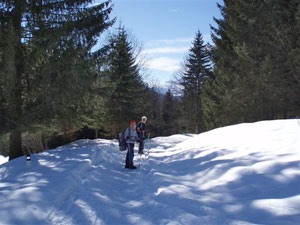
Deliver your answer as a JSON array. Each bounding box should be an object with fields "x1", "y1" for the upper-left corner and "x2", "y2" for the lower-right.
[
  {"x1": 202, "y1": 1, "x2": 237, "y2": 129},
  {"x1": 179, "y1": 31, "x2": 211, "y2": 133},
  {"x1": 104, "y1": 27, "x2": 144, "y2": 134},
  {"x1": 161, "y1": 89, "x2": 177, "y2": 136},
  {"x1": 0, "y1": 0, "x2": 114, "y2": 160},
  {"x1": 202, "y1": 0, "x2": 300, "y2": 129}
]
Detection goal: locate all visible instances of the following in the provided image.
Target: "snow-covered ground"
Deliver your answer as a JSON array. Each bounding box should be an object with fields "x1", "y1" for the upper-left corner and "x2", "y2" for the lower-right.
[
  {"x1": 0, "y1": 155, "x2": 8, "y2": 166},
  {"x1": 0, "y1": 119, "x2": 299, "y2": 225}
]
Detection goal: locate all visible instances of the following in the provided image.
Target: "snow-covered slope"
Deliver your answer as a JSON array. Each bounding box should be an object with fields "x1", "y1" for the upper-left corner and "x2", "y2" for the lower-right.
[
  {"x1": 0, "y1": 120, "x2": 299, "y2": 225},
  {"x1": 0, "y1": 155, "x2": 8, "y2": 165}
]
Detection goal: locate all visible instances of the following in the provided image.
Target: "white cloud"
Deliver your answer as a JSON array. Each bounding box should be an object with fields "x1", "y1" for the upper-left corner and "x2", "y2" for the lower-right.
[
  {"x1": 142, "y1": 46, "x2": 189, "y2": 55},
  {"x1": 147, "y1": 37, "x2": 193, "y2": 46},
  {"x1": 143, "y1": 34, "x2": 212, "y2": 74},
  {"x1": 145, "y1": 57, "x2": 181, "y2": 72}
]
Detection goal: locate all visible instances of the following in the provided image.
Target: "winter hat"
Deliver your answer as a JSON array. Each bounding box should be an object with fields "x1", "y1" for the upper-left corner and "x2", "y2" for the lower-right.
[
  {"x1": 130, "y1": 120, "x2": 137, "y2": 124},
  {"x1": 142, "y1": 116, "x2": 147, "y2": 120}
]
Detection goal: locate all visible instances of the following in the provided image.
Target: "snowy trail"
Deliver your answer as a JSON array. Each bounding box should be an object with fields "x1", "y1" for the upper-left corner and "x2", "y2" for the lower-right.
[
  {"x1": 48, "y1": 139, "x2": 153, "y2": 225},
  {"x1": 47, "y1": 137, "x2": 195, "y2": 225},
  {"x1": 0, "y1": 120, "x2": 300, "y2": 225}
]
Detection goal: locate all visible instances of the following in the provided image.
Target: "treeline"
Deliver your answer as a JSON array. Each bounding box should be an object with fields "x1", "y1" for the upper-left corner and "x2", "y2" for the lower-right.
[
  {"x1": 0, "y1": 0, "x2": 115, "y2": 159},
  {"x1": 170, "y1": 0, "x2": 300, "y2": 133},
  {"x1": 203, "y1": 0, "x2": 300, "y2": 129},
  {"x1": 0, "y1": 0, "x2": 166, "y2": 159},
  {"x1": 1, "y1": 0, "x2": 299, "y2": 160}
]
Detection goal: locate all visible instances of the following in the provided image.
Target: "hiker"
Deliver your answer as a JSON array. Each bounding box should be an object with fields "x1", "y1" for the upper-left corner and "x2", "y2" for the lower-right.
[
  {"x1": 136, "y1": 116, "x2": 147, "y2": 154},
  {"x1": 125, "y1": 120, "x2": 139, "y2": 169}
]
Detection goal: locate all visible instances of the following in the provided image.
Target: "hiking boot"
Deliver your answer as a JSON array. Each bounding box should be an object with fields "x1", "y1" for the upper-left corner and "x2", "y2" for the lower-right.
[
  {"x1": 130, "y1": 165, "x2": 137, "y2": 169},
  {"x1": 125, "y1": 165, "x2": 130, "y2": 169}
]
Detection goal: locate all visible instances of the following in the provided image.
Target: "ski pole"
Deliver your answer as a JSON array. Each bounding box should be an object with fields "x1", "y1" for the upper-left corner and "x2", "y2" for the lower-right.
[
  {"x1": 146, "y1": 134, "x2": 150, "y2": 159},
  {"x1": 139, "y1": 153, "x2": 142, "y2": 168}
]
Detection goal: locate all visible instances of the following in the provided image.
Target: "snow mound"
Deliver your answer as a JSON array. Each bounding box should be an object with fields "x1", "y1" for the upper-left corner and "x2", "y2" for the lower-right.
[
  {"x1": 0, "y1": 119, "x2": 299, "y2": 225},
  {"x1": 0, "y1": 155, "x2": 8, "y2": 166}
]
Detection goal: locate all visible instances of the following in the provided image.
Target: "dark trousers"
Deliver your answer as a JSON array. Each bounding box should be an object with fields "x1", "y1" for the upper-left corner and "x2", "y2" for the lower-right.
[
  {"x1": 138, "y1": 133, "x2": 144, "y2": 153},
  {"x1": 125, "y1": 143, "x2": 134, "y2": 167}
]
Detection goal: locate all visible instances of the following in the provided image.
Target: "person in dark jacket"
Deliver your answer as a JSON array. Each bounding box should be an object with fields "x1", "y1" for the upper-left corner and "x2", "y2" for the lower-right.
[
  {"x1": 125, "y1": 120, "x2": 139, "y2": 169},
  {"x1": 136, "y1": 116, "x2": 147, "y2": 154}
]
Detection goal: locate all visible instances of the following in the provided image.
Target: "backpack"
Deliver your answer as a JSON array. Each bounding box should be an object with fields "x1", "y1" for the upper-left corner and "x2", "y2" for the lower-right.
[{"x1": 118, "y1": 128, "x2": 128, "y2": 151}]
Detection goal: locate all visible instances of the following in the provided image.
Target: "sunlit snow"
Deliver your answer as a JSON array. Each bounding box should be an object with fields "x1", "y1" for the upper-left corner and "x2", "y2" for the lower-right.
[{"x1": 0, "y1": 119, "x2": 299, "y2": 225}]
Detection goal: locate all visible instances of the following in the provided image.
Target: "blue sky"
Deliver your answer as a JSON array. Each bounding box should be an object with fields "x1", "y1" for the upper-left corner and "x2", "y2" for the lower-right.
[{"x1": 98, "y1": 0, "x2": 222, "y2": 84}]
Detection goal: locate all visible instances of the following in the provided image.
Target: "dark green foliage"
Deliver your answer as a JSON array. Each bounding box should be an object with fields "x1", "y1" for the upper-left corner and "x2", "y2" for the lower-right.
[
  {"x1": 0, "y1": 135, "x2": 9, "y2": 156},
  {"x1": 104, "y1": 27, "x2": 145, "y2": 134},
  {"x1": 141, "y1": 86, "x2": 163, "y2": 137},
  {"x1": 202, "y1": 0, "x2": 300, "y2": 129},
  {"x1": 161, "y1": 89, "x2": 179, "y2": 136},
  {"x1": 178, "y1": 31, "x2": 212, "y2": 133},
  {"x1": 0, "y1": 0, "x2": 114, "y2": 159}
]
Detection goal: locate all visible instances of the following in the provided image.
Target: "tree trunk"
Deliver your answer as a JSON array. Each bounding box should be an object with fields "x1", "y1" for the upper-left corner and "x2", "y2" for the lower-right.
[
  {"x1": 8, "y1": 0, "x2": 25, "y2": 160},
  {"x1": 9, "y1": 58, "x2": 24, "y2": 160},
  {"x1": 9, "y1": 130, "x2": 23, "y2": 160}
]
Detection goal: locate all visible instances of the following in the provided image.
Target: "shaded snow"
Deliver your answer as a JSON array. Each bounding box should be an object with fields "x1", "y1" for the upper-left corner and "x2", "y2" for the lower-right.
[{"x1": 0, "y1": 120, "x2": 299, "y2": 225}]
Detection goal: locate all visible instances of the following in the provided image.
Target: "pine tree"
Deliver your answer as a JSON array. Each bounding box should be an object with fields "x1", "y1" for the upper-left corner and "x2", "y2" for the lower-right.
[
  {"x1": 179, "y1": 31, "x2": 211, "y2": 133},
  {"x1": 0, "y1": 0, "x2": 114, "y2": 160},
  {"x1": 161, "y1": 89, "x2": 177, "y2": 136},
  {"x1": 202, "y1": 0, "x2": 300, "y2": 129},
  {"x1": 202, "y1": 2, "x2": 237, "y2": 129},
  {"x1": 104, "y1": 26, "x2": 144, "y2": 134}
]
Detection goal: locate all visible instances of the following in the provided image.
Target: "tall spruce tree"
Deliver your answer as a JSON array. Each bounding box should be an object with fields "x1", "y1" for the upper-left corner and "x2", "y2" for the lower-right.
[
  {"x1": 0, "y1": 0, "x2": 114, "y2": 160},
  {"x1": 202, "y1": 1, "x2": 237, "y2": 129},
  {"x1": 202, "y1": 0, "x2": 300, "y2": 129},
  {"x1": 179, "y1": 31, "x2": 211, "y2": 133},
  {"x1": 104, "y1": 27, "x2": 144, "y2": 134}
]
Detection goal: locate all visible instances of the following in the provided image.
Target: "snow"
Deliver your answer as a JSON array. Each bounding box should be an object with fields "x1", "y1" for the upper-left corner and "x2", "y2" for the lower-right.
[
  {"x1": 0, "y1": 119, "x2": 299, "y2": 225},
  {"x1": 0, "y1": 155, "x2": 8, "y2": 165}
]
